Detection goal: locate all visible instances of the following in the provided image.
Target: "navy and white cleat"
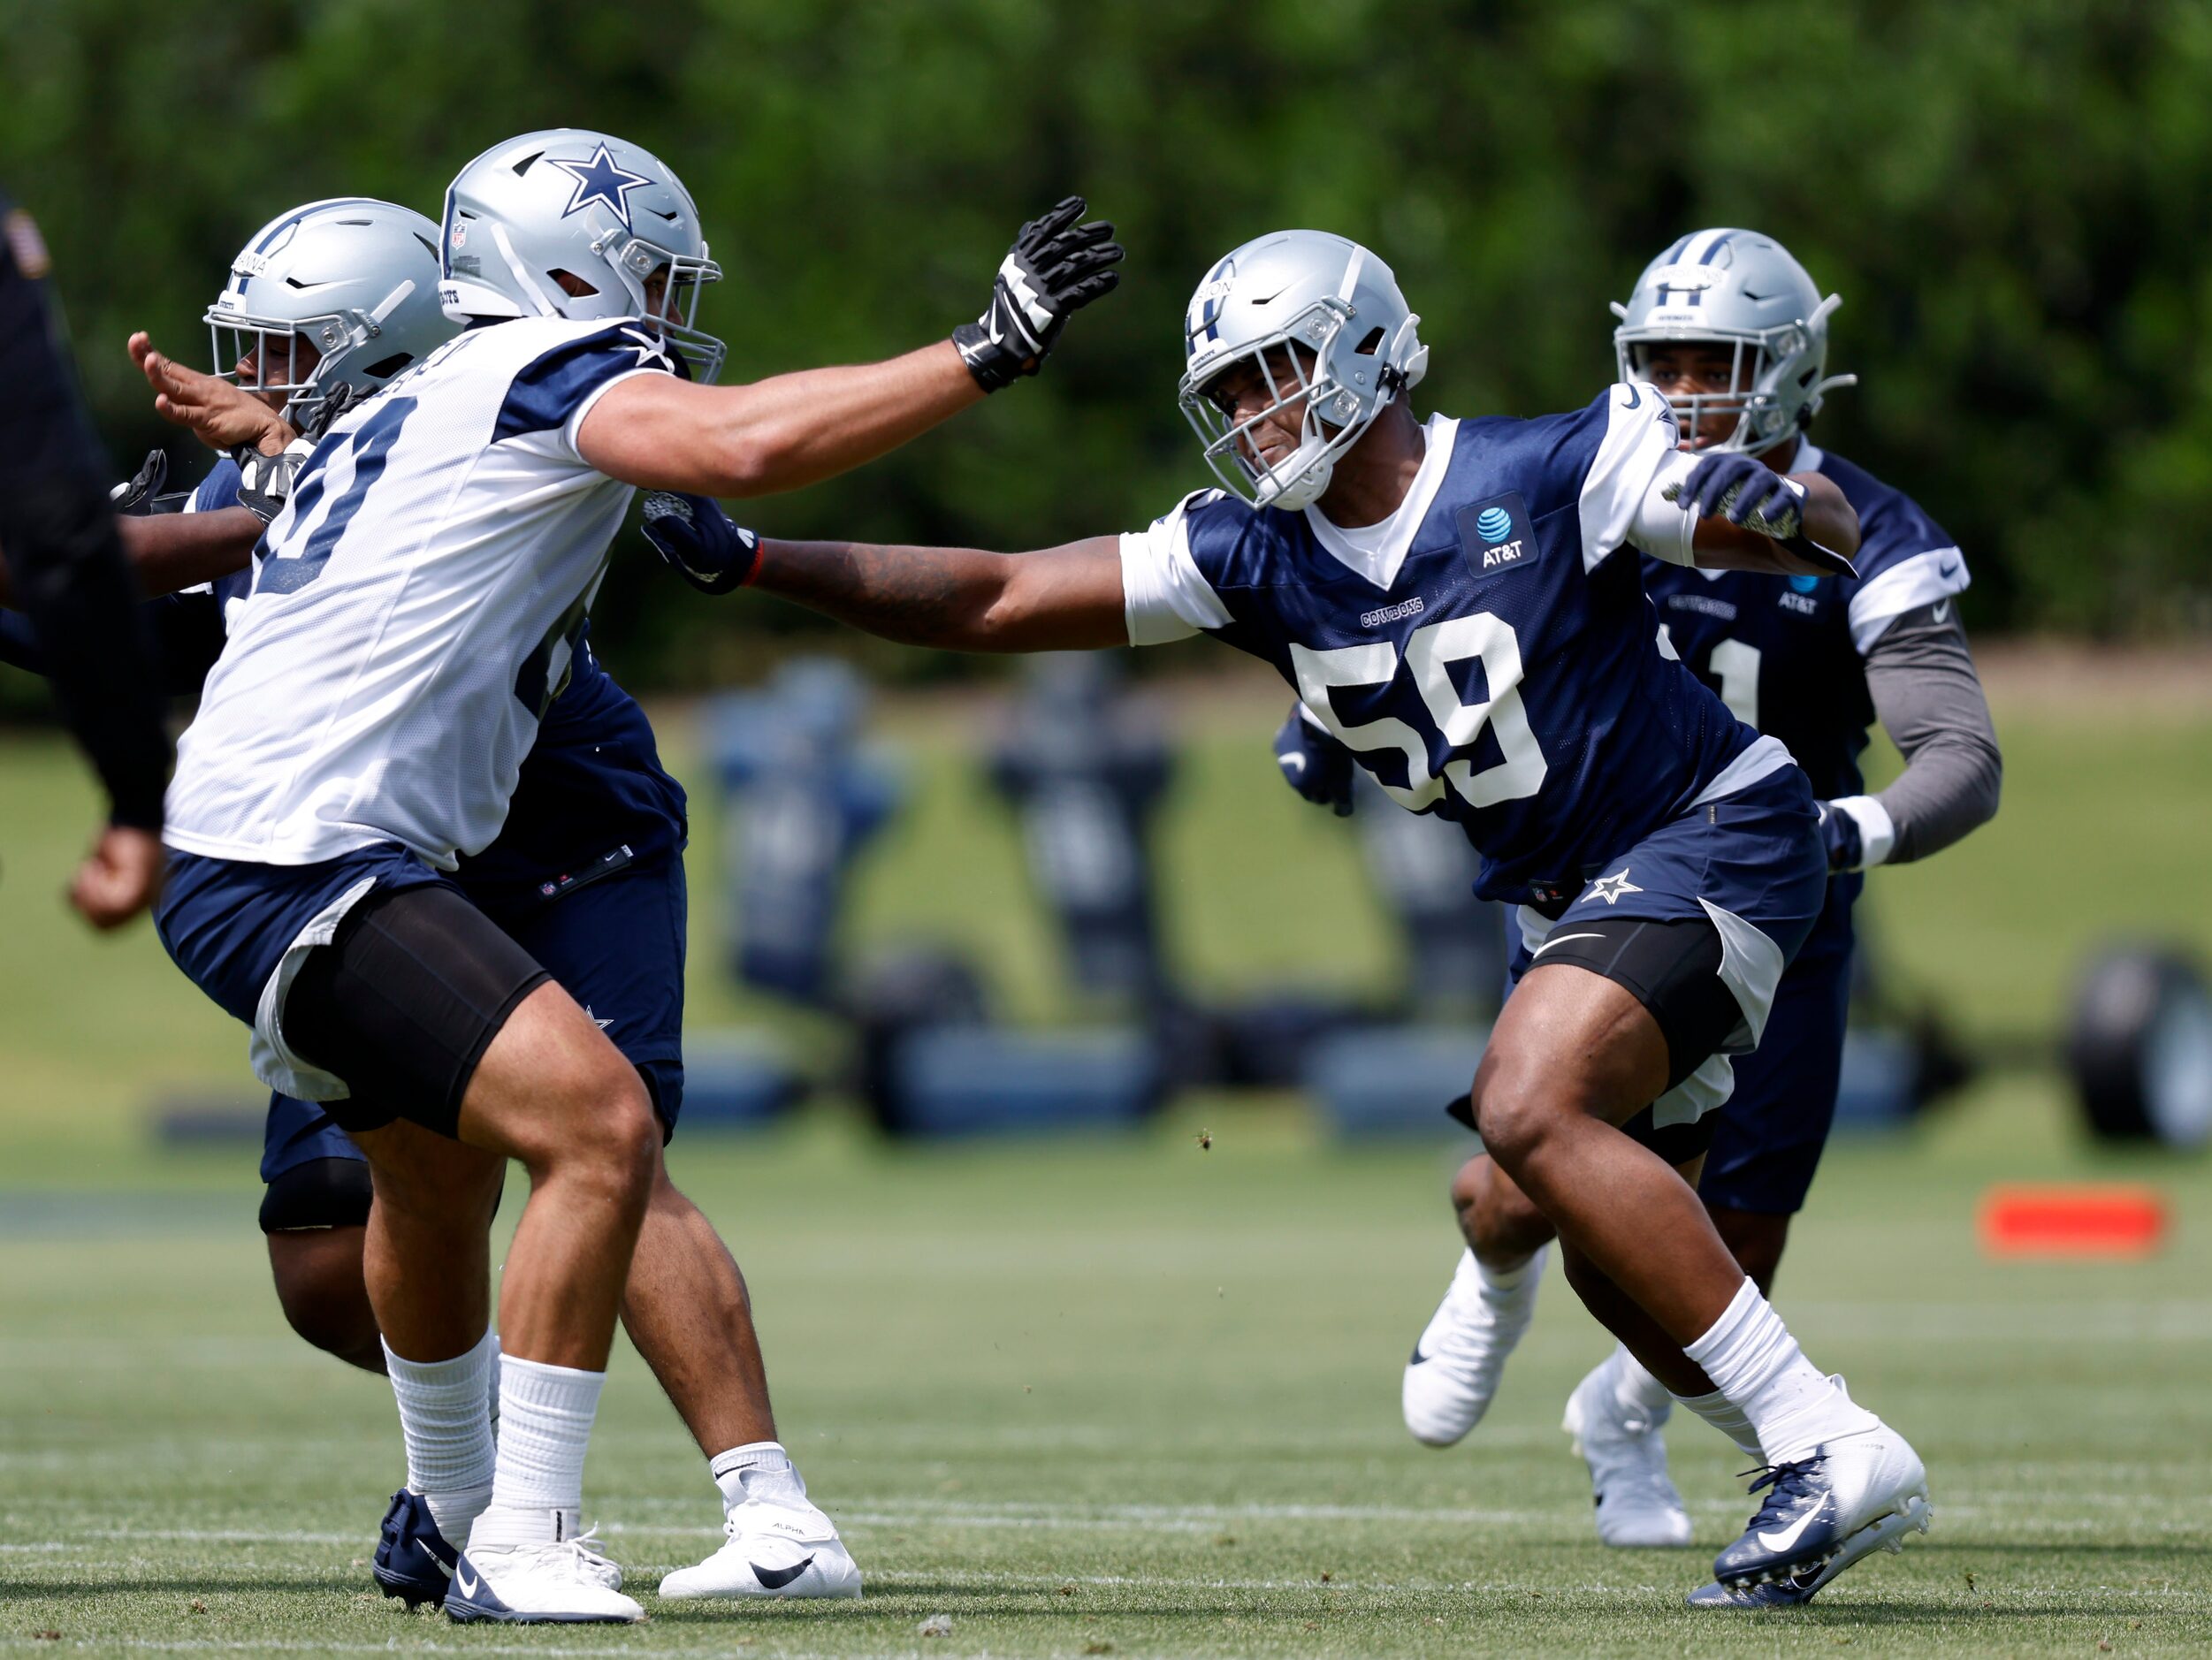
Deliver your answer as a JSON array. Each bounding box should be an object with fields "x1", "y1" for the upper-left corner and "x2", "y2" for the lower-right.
[
  {"x1": 1687, "y1": 1574, "x2": 1814, "y2": 1609},
  {"x1": 371, "y1": 1489, "x2": 458, "y2": 1608},
  {"x1": 1712, "y1": 1425, "x2": 1931, "y2": 1593},
  {"x1": 444, "y1": 1536, "x2": 640, "y2": 1624}
]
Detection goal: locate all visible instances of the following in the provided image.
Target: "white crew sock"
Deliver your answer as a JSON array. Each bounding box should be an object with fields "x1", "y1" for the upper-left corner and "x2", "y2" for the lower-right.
[
  {"x1": 1674, "y1": 1387, "x2": 1764, "y2": 1462},
  {"x1": 712, "y1": 1440, "x2": 805, "y2": 1512},
  {"x1": 1607, "y1": 1344, "x2": 1675, "y2": 1433},
  {"x1": 1475, "y1": 1249, "x2": 1542, "y2": 1294},
  {"x1": 485, "y1": 1333, "x2": 502, "y2": 1441},
  {"x1": 468, "y1": 1355, "x2": 606, "y2": 1550},
  {"x1": 1683, "y1": 1277, "x2": 1878, "y2": 1466},
  {"x1": 383, "y1": 1329, "x2": 498, "y2": 1539}
]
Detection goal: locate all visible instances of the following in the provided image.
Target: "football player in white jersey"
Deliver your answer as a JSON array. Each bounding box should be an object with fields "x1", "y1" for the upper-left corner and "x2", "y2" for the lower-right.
[
  {"x1": 641, "y1": 229, "x2": 1935, "y2": 1606},
  {"x1": 151, "y1": 128, "x2": 1121, "y2": 1624},
  {"x1": 119, "y1": 200, "x2": 880, "y2": 1605}
]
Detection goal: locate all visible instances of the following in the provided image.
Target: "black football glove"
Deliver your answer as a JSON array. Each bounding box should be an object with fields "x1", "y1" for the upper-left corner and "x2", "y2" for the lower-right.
[
  {"x1": 1661, "y1": 453, "x2": 1805, "y2": 541},
  {"x1": 640, "y1": 491, "x2": 760, "y2": 595},
  {"x1": 109, "y1": 448, "x2": 170, "y2": 516},
  {"x1": 1274, "y1": 703, "x2": 1355, "y2": 817},
  {"x1": 230, "y1": 436, "x2": 316, "y2": 525},
  {"x1": 953, "y1": 196, "x2": 1125, "y2": 392}
]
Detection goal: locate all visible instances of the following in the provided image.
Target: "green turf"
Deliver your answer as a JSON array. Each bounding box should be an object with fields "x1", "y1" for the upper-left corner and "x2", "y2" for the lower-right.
[
  {"x1": 4, "y1": 686, "x2": 2211, "y2": 1654},
  {"x1": 2, "y1": 1086, "x2": 2209, "y2": 1656}
]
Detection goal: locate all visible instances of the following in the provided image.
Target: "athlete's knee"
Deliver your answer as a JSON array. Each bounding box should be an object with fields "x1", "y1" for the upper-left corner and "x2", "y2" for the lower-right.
[
  {"x1": 1452, "y1": 1154, "x2": 1555, "y2": 1263},
  {"x1": 1709, "y1": 1206, "x2": 1790, "y2": 1293},
  {"x1": 1468, "y1": 1055, "x2": 1576, "y2": 1170},
  {"x1": 545, "y1": 1057, "x2": 660, "y2": 1204},
  {"x1": 267, "y1": 1228, "x2": 385, "y2": 1371}
]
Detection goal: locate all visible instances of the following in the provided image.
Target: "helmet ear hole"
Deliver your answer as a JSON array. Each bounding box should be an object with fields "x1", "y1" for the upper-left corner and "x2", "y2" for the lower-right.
[
  {"x1": 1353, "y1": 326, "x2": 1386, "y2": 355},
  {"x1": 547, "y1": 269, "x2": 599, "y2": 299}
]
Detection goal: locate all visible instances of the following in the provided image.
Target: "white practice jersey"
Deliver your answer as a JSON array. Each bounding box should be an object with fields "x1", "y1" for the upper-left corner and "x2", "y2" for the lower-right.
[{"x1": 164, "y1": 316, "x2": 679, "y2": 869}]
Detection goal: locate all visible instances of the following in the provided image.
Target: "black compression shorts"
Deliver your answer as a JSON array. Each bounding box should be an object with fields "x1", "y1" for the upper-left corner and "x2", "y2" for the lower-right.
[
  {"x1": 1448, "y1": 912, "x2": 1747, "y2": 1167},
  {"x1": 257, "y1": 1155, "x2": 374, "y2": 1234},
  {"x1": 284, "y1": 882, "x2": 550, "y2": 1140}
]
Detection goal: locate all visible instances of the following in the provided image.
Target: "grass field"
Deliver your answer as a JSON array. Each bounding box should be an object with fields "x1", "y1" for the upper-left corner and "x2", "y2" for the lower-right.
[{"x1": 4, "y1": 667, "x2": 2211, "y2": 1656}]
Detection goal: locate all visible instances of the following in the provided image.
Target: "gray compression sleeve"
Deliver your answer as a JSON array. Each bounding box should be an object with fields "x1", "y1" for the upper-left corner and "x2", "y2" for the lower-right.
[{"x1": 1861, "y1": 601, "x2": 2002, "y2": 864}]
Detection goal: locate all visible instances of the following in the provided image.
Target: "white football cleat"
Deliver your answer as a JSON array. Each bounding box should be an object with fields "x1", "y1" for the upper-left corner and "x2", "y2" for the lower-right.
[
  {"x1": 443, "y1": 1535, "x2": 643, "y2": 1625},
  {"x1": 658, "y1": 1462, "x2": 862, "y2": 1601},
  {"x1": 1712, "y1": 1407, "x2": 1931, "y2": 1590},
  {"x1": 1562, "y1": 1356, "x2": 1694, "y2": 1548},
  {"x1": 1401, "y1": 1245, "x2": 1547, "y2": 1448}
]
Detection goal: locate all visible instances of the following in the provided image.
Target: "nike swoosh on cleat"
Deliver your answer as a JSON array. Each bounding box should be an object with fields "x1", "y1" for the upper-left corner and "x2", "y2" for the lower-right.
[
  {"x1": 454, "y1": 1565, "x2": 479, "y2": 1598},
  {"x1": 1757, "y1": 1507, "x2": 1827, "y2": 1555},
  {"x1": 1408, "y1": 1341, "x2": 1432, "y2": 1366},
  {"x1": 751, "y1": 1555, "x2": 815, "y2": 1590}
]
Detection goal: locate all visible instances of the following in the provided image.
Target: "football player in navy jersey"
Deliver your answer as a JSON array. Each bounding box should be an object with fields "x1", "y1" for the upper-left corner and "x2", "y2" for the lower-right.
[
  {"x1": 1346, "y1": 229, "x2": 1999, "y2": 1605},
  {"x1": 645, "y1": 227, "x2": 1934, "y2": 1603}
]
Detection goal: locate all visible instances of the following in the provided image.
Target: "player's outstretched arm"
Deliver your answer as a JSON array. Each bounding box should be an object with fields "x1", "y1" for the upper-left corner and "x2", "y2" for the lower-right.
[
  {"x1": 581, "y1": 196, "x2": 1122, "y2": 499},
  {"x1": 747, "y1": 534, "x2": 1130, "y2": 652},
  {"x1": 115, "y1": 509, "x2": 263, "y2": 598},
  {"x1": 580, "y1": 343, "x2": 985, "y2": 499}
]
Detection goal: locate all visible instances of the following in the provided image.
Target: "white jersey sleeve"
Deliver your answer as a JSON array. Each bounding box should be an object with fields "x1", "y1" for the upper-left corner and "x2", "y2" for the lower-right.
[
  {"x1": 1575, "y1": 382, "x2": 1699, "y2": 570},
  {"x1": 1118, "y1": 490, "x2": 1235, "y2": 645}
]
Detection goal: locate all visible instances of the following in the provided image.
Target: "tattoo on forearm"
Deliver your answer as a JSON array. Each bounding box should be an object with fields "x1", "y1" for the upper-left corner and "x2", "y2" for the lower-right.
[{"x1": 753, "y1": 541, "x2": 995, "y2": 647}]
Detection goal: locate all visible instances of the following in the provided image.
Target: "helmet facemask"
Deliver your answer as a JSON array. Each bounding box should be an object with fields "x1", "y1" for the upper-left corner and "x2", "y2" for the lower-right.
[
  {"x1": 591, "y1": 232, "x2": 726, "y2": 385},
  {"x1": 206, "y1": 303, "x2": 419, "y2": 429},
  {"x1": 1180, "y1": 300, "x2": 1396, "y2": 511},
  {"x1": 1616, "y1": 328, "x2": 1801, "y2": 455}
]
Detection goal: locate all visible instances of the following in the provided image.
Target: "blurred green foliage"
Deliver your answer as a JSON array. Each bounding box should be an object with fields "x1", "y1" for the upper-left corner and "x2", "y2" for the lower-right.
[{"x1": 6, "y1": 0, "x2": 2211, "y2": 686}]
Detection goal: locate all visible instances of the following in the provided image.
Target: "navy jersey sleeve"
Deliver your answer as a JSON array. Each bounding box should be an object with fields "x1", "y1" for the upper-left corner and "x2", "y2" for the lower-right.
[
  {"x1": 1819, "y1": 450, "x2": 1969, "y2": 653},
  {"x1": 0, "y1": 191, "x2": 169, "y2": 828},
  {"x1": 1117, "y1": 489, "x2": 1241, "y2": 644},
  {"x1": 187, "y1": 459, "x2": 245, "y2": 514},
  {"x1": 492, "y1": 322, "x2": 688, "y2": 461}
]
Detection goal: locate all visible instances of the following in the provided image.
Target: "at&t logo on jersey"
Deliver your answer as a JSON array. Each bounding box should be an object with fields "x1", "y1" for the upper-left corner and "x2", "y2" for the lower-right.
[{"x1": 1457, "y1": 492, "x2": 1537, "y2": 575}]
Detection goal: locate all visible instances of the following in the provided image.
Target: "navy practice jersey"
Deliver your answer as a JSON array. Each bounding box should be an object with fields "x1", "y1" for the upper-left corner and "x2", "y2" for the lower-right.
[
  {"x1": 1644, "y1": 439, "x2": 1969, "y2": 952},
  {"x1": 1121, "y1": 387, "x2": 1793, "y2": 902},
  {"x1": 187, "y1": 461, "x2": 686, "y2": 897}
]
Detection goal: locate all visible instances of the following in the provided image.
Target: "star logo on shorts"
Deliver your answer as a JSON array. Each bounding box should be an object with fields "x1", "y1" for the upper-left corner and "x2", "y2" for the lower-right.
[
  {"x1": 584, "y1": 1005, "x2": 614, "y2": 1032},
  {"x1": 1586, "y1": 869, "x2": 1643, "y2": 905}
]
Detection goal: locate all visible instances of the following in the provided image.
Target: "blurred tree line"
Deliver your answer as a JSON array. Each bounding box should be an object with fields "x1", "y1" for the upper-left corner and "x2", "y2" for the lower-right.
[{"x1": 5, "y1": 0, "x2": 2209, "y2": 696}]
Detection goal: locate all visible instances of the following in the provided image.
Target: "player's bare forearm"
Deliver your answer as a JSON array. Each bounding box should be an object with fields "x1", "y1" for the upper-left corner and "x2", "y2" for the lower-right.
[
  {"x1": 1690, "y1": 472, "x2": 1859, "y2": 575},
  {"x1": 118, "y1": 507, "x2": 262, "y2": 598},
  {"x1": 749, "y1": 535, "x2": 1127, "y2": 652},
  {"x1": 578, "y1": 343, "x2": 986, "y2": 499}
]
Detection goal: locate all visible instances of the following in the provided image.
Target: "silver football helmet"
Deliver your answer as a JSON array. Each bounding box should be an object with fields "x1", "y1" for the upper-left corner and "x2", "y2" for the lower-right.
[
  {"x1": 1611, "y1": 228, "x2": 1856, "y2": 454},
  {"x1": 205, "y1": 198, "x2": 454, "y2": 427},
  {"x1": 1178, "y1": 230, "x2": 1429, "y2": 510},
  {"x1": 439, "y1": 128, "x2": 725, "y2": 382}
]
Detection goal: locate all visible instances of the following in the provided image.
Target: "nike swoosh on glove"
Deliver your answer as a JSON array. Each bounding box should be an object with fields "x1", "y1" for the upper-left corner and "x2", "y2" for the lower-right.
[
  {"x1": 953, "y1": 196, "x2": 1125, "y2": 392},
  {"x1": 641, "y1": 491, "x2": 760, "y2": 595}
]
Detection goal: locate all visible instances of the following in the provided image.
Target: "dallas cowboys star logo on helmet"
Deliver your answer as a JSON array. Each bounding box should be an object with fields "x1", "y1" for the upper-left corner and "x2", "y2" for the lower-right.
[{"x1": 551, "y1": 142, "x2": 653, "y2": 232}]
